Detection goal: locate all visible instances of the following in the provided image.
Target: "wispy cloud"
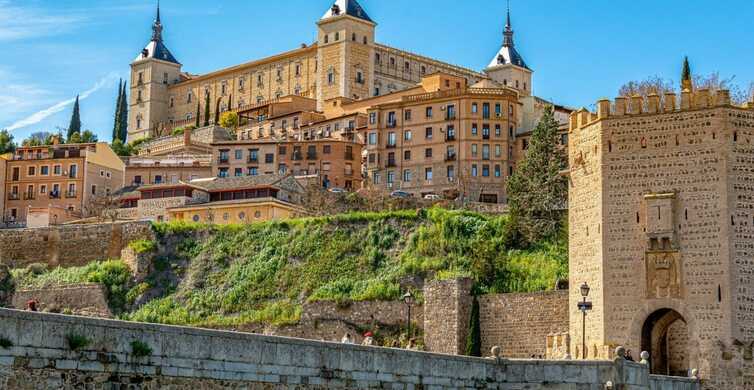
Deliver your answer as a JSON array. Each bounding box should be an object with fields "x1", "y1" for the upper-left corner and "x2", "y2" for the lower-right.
[
  {"x1": 5, "y1": 73, "x2": 119, "y2": 132},
  {"x1": 0, "y1": 0, "x2": 87, "y2": 41}
]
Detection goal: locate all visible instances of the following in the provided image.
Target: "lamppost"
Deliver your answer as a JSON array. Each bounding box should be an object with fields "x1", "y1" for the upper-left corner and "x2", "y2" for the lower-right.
[
  {"x1": 401, "y1": 291, "x2": 415, "y2": 340},
  {"x1": 577, "y1": 282, "x2": 592, "y2": 360}
]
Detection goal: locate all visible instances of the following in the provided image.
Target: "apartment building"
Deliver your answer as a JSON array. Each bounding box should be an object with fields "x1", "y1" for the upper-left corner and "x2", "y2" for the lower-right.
[
  {"x1": 124, "y1": 154, "x2": 212, "y2": 186},
  {"x1": 364, "y1": 73, "x2": 519, "y2": 203},
  {"x1": 3, "y1": 142, "x2": 125, "y2": 223}
]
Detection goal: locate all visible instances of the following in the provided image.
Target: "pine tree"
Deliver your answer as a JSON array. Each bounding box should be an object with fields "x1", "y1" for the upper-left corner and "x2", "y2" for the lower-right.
[
  {"x1": 194, "y1": 100, "x2": 201, "y2": 128},
  {"x1": 119, "y1": 84, "x2": 129, "y2": 142},
  {"x1": 506, "y1": 105, "x2": 567, "y2": 244},
  {"x1": 214, "y1": 97, "x2": 221, "y2": 124},
  {"x1": 67, "y1": 95, "x2": 82, "y2": 139},
  {"x1": 203, "y1": 92, "x2": 210, "y2": 127},
  {"x1": 465, "y1": 296, "x2": 481, "y2": 357},
  {"x1": 112, "y1": 80, "x2": 123, "y2": 141}
]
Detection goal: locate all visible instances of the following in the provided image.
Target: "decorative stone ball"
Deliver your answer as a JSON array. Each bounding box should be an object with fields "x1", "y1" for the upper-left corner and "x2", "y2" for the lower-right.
[
  {"x1": 491, "y1": 346, "x2": 501, "y2": 358},
  {"x1": 691, "y1": 368, "x2": 699, "y2": 378},
  {"x1": 614, "y1": 346, "x2": 626, "y2": 359},
  {"x1": 640, "y1": 350, "x2": 650, "y2": 364},
  {"x1": 604, "y1": 380, "x2": 614, "y2": 390}
]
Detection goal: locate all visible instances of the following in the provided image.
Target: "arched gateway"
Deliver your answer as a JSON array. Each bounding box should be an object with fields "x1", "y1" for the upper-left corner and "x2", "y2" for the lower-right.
[{"x1": 641, "y1": 309, "x2": 689, "y2": 377}]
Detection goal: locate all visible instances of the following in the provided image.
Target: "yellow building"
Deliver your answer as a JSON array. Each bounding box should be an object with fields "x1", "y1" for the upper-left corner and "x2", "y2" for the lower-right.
[{"x1": 126, "y1": 0, "x2": 544, "y2": 141}]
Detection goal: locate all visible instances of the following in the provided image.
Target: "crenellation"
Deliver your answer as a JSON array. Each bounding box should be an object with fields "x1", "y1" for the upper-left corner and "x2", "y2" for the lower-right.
[
  {"x1": 647, "y1": 93, "x2": 660, "y2": 114},
  {"x1": 630, "y1": 95, "x2": 644, "y2": 115},
  {"x1": 615, "y1": 96, "x2": 627, "y2": 116},
  {"x1": 664, "y1": 92, "x2": 677, "y2": 112},
  {"x1": 681, "y1": 89, "x2": 692, "y2": 110}
]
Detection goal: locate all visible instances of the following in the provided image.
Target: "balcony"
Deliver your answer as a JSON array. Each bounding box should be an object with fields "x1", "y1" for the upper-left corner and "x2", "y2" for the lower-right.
[
  {"x1": 386, "y1": 121, "x2": 397, "y2": 128},
  {"x1": 483, "y1": 134, "x2": 490, "y2": 140},
  {"x1": 23, "y1": 192, "x2": 35, "y2": 200},
  {"x1": 306, "y1": 153, "x2": 318, "y2": 160},
  {"x1": 218, "y1": 157, "x2": 230, "y2": 164},
  {"x1": 292, "y1": 153, "x2": 303, "y2": 161},
  {"x1": 446, "y1": 113, "x2": 456, "y2": 121},
  {"x1": 65, "y1": 191, "x2": 77, "y2": 199},
  {"x1": 386, "y1": 160, "x2": 397, "y2": 168},
  {"x1": 386, "y1": 143, "x2": 397, "y2": 149},
  {"x1": 445, "y1": 153, "x2": 457, "y2": 162},
  {"x1": 248, "y1": 157, "x2": 259, "y2": 164},
  {"x1": 49, "y1": 192, "x2": 61, "y2": 199},
  {"x1": 445, "y1": 135, "x2": 456, "y2": 142},
  {"x1": 8, "y1": 193, "x2": 19, "y2": 200}
]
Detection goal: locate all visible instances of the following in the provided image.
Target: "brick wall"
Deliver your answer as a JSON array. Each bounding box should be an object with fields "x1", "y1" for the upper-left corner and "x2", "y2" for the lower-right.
[
  {"x1": 0, "y1": 221, "x2": 153, "y2": 268},
  {"x1": 0, "y1": 309, "x2": 700, "y2": 390},
  {"x1": 478, "y1": 290, "x2": 569, "y2": 359}
]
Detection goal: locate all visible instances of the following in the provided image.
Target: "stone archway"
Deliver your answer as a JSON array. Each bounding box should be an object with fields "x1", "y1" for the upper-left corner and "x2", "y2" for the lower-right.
[{"x1": 641, "y1": 308, "x2": 689, "y2": 376}]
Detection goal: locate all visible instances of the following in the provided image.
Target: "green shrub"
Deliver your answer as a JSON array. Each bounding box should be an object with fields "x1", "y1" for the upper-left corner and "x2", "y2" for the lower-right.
[
  {"x1": 126, "y1": 282, "x2": 151, "y2": 305},
  {"x1": 130, "y1": 340, "x2": 153, "y2": 358},
  {"x1": 128, "y1": 239, "x2": 156, "y2": 254},
  {"x1": 65, "y1": 333, "x2": 90, "y2": 351}
]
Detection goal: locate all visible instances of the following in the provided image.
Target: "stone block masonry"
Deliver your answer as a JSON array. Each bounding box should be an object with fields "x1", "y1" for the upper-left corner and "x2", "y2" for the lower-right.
[
  {"x1": 423, "y1": 278, "x2": 473, "y2": 355},
  {"x1": 0, "y1": 308, "x2": 699, "y2": 389},
  {"x1": 0, "y1": 221, "x2": 153, "y2": 269},
  {"x1": 479, "y1": 290, "x2": 569, "y2": 359},
  {"x1": 11, "y1": 284, "x2": 112, "y2": 318}
]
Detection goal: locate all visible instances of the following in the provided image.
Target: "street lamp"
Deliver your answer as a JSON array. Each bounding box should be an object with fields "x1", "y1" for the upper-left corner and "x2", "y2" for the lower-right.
[
  {"x1": 401, "y1": 290, "x2": 415, "y2": 340},
  {"x1": 577, "y1": 282, "x2": 592, "y2": 360}
]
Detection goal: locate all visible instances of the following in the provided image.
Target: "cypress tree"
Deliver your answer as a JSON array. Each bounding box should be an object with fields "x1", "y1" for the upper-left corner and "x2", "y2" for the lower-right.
[
  {"x1": 119, "y1": 84, "x2": 129, "y2": 142},
  {"x1": 67, "y1": 95, "x2": 82, "y2": 139},
  {"x1": 203, "y1": 92, "x2": 210, "y2": 127},
  {"x1": 506, "y1": 105, "x2": 567, "y2": 244},
  {"x1": 194, "y1": 100, "x2": 201, "y2": 128},
  {"x1": 112, "y1": 80, "x2": 123, "y2": 141},
  {"x1": 214, "y1": 97, "x2": 221, "y2": 124},
  {"x1": 465, "y1": 296, "x2": 481, "y2": 357},
  {"x1": 227, "y1": 94, "x2": 232, "y2": 111}
]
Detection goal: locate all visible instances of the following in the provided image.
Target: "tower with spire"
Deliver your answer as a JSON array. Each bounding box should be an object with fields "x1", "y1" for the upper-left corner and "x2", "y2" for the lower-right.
[
  {"x1": 127, "y1": 1, "x2": 182, "y2": 142},
  {"x1": 316, "y1": 0, "x2": 376, "y2": 110},
  {"x1": 484, "y1": 1, "x2": 532, "y2": 96}
]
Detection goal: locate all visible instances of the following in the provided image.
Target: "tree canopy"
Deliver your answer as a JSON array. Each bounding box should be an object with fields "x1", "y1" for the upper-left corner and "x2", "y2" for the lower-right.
[
  {"x1": 67, "y1": 95, "x2": 81, "y2": 139},
  {"x1": 0, "y1": 129, "x2": 16, "y2": 154},
  {"x1": 506, "y1": 105, "x2": 567, "y2": 244}
]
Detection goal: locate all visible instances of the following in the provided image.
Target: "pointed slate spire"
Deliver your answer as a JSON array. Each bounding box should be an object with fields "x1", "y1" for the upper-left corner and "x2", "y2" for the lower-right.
[
  {"x1": 504, "y1": 0, "x2": 514, "y2": 47},
  {"x1": 151, "y1": 0, "x2": 163, "y2": 42},
  {"x1": 136, "y1": 0, "x2": 179, "y2": 64},
  {"x1": 321, "y1": 0, "x2": 373, "y2": 23}
]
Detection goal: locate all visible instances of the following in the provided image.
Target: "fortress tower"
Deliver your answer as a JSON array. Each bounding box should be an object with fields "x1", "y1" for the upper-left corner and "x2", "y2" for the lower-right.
[
  {"x1": 128, "y1": 3, "x2": 182, "y2": 141},
  {"x1": 484, "y1": 3, "x2": 532, "y2": 96},
  {"x1": 316, "y1": 0, "x2": 376, "y2": 110},
  {"x1": 567, "y1": 60, "x2": 754, "y2": 388}
]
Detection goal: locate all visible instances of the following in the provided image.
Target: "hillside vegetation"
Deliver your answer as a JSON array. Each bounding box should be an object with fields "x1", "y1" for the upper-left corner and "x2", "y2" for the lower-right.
[{"x1": 8, "y1": 208, "x2": 567, "y2": 328}]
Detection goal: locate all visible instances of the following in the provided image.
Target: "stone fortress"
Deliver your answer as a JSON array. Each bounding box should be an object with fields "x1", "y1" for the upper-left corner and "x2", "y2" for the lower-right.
[{"x1": 568, "y1": 70, "x2": 754, "y2": 388}]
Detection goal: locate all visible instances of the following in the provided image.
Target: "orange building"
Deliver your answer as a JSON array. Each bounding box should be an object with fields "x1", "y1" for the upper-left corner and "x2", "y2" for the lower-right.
[{"x1": 3, "y1": 142, "x2": 125, "y2": 224}]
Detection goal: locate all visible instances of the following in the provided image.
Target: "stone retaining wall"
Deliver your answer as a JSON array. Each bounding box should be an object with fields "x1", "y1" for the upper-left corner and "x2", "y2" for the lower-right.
[
  {"x1": 0, "y1": 221, "x2": 153, "y2": 268},
  {"x1": 479, "y1": 290, "x2": 569, "y2": 359},
  {"x1": 0, "y1": 309, "x2": 699, "y2": 389},
  {"x1": 11, "y1": 284, "x2": 112, "y2": 318},
  {"x1": 302, "y1": 300, "x2": 423, "y2": 328}
]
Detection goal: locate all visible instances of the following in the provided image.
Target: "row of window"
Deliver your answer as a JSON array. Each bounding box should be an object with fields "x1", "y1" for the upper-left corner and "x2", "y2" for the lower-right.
[
  {"x1": 10, "y1": 164, "x2": 79, "y2": 181},
  {"x1": 323, "y1": 31, "x2": 369, "y2": 45},
  {"x1": 373, "y1": 164, "x2": 507, "y2": 184},
  {"x1": 219, "y1": 145, "x2": 354, "y2": 162},
  {"x1": 369, "y1": 103, "x2": 514, "y2": 126},
  {"x1": 218, "y1": 163, "x2": 354, "y2": 178},
  {"x1": 369, "y1": 125, "x2": 512, "y2": 146},
  {"x1": 375, "y1": 54, "x2": 429, "y2": 75},
  {"x1": 9, "y1": 183, "x2": 78, "y2": 199},
  {"x1": 372, "y1": 143, "x2": 508, "y2": 164}
]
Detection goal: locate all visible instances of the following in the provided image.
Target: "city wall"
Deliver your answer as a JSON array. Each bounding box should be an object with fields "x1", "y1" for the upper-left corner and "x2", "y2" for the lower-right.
[
  {"x1": 0, "y1": 308, "x2": 699, "y2": 389},
  {"x1": 0, "y1": 221, "x2": 153, "y2": 268},
  {"x1": 10, "y1": 284, "x2": 111, "y2": 318}
]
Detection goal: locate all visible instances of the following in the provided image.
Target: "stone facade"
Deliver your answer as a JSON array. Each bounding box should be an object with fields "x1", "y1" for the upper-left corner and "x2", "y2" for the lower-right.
[
  {"x1": 302, "y1": 300, "x2": 422, "y2": 330},
  {"x1": 423, "y1": 278, "x2": 473, "y2": 355},
  {"x1": 10, "y1": 284, "x2": 111, "y2": 318},
  {"x1": 0, "y1": 221, "x2": 153, "y2": 268},
  {"x1": 479, "y1": 290, "x2": 569, "y2": 359},
  {"x1": 568, "y1": 87, "x2": 754, "y2": 388},
  {"x1": 0, "y1": 308, "x2": 699, "y2": 390}
]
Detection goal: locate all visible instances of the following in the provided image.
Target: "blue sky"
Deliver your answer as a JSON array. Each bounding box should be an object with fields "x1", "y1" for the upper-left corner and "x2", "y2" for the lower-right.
[{"x1": 1, "y1": 0, "x2": 752, "y2": 143}]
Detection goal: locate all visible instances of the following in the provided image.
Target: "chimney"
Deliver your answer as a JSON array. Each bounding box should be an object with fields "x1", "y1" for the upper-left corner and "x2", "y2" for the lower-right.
[{"x1": 183, "y1": 127, "x2": 191, "y2": 147}]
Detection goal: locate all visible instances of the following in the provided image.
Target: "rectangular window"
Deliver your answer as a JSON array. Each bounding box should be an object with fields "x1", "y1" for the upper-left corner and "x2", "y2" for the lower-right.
[
  {"x1": 482, "y1": 144, "x2": 490, "y2": 160},
  {"x1": 495, "y1": 144, "x2": 502, "y2": 157},
  {"x1": 278, "y1": 146, "x2": 287, "y2": 155},
  {"x1": 472, "y1": 103, "x2": 478, "y2": 114},
  {"x1": 404, "y1": 130, "x2": 412, "y2": 141},
  {"x1": 368, "y1": 132, "x2": 378, "y2": 145},
  {"x1": 425, "y1": 127, "x2": 433, "y2": 139},
  {"x1": 472, "y1": 144, "x2": 478, "y2": 157},
  {"x1": 40, "y1": 166, "x2": 49, "y2": 176},
  {"x1": 425, "y1": 167, "x2": 433, "y2": 181},
  {"x1": 426, "y1": 106, "x2": 433, "y2": 118},
  {"x1": 404, "y1": 150, "x2": 411, "y2": 161},
  {"x1": 495, "y1": 165, "x2": 501, "y2": 177},
  {"x1": 482, "y1": 103, "x2": 490, "y2": 119},
  {"x1": 28, "y1": 166, "x2": 35, "y2": 176},
  {"x1": 387, "y1": 132, "x2": 397, "y2": 147},
  {"x1": 91, "y1": 184, "x2": 97, "y2": 195},
  {"x1": 404, "y1": 110, "x2": 412, "y2": 121},
  {"x1": 218, "y1": 168, "x2": 229, "y2": 178},
  {"x1": 235, "y1": 150, "x2": 243, "y2": 160},
  {"x1": 495, "y1": 103, "x2": 502, "y2": 116},
  {"x1": 372, "y1": 172, "x2": 380, "y2": 184},
  {"x1": 482, "y1": 164, "x2": 490, "y2": 177},
  {"x1": 40, "y1": 185, "x2": 47, "y2": 194},
  {"x1": 482, "y1": 124, "x2": 490, "y2": 139},
  {"x1": 53, "y1": 165, "x2": 61, "y2": 175},
  {"x1": 471, "y1": 123, "x2": 478, "y2": 136},
  {"x1": 425, "y1": 148, "x2": 432, "y2": 158},
  {"x1": 248, "y1": 167, "x2": 258, "y2": 176},
  {"x1": 447, "y1": 165, "x2": 455, "y2": 180},
  {"x1": 323, "y1": 145, "x2": 332, "y2": 154},
  {"x1": 495, "y1": 124, "x2": 501, "y2": 137},
  {"x1": 368, "y1": 153, "x2": 376, "y2": 164},
  {"x1": 387, "y1": 171, "x2": 395, "y2": 184},
  {"x1": 265, "y1": 154, "x2": 274, "y2": 163},
  {"x1": 403, "y1": 169, "x2": 411, "y2": 182},
  {"x1": 387, "y1": 111, "x2": 397, "y2": 127},
  {"x1": 234, "y1": 168, "x2": 243, "y2": 177},
  {"x1": 471, "y1": 164, "x2": 478, "y2": 177}
]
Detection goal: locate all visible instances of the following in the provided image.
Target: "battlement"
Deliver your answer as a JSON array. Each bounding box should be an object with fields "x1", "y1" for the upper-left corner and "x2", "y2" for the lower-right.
[{"x1": 569, "y1": 89, "x2": 754, "y2": 131}]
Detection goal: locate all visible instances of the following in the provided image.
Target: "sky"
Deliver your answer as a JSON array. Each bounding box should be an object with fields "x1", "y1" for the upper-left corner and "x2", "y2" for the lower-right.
[{"x1": 1, "y1": 0, "x2": 752, "y2": 143}]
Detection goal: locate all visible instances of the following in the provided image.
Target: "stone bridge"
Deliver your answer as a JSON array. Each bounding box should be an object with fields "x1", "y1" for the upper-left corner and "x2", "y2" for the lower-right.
[{"x1": 0, "y1": 309, "x2": 698, "y2": 389}]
